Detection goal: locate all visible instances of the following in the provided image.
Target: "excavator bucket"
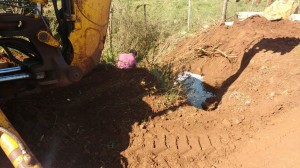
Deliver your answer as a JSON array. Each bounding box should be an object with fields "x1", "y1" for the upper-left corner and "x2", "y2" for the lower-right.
[{"x1": 69, "y1": 0, "x2": 111, "y2": 75}]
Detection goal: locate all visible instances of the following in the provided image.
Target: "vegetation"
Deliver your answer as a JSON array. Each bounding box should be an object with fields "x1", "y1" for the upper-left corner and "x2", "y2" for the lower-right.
[
  {"x1": 101, "y1": 0, "x2": 269, "y2": 100},
  {"x1": 102, "y1": 0, "x2": 268, "y2": 65}
]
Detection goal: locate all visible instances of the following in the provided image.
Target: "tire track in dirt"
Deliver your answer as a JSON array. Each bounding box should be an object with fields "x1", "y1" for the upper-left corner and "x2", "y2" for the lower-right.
[{"x1": 123, "y1": 119, "x2": 228, "y2": 167}]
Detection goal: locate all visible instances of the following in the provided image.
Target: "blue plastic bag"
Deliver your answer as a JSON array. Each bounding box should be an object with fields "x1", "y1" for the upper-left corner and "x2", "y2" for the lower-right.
[{"x1": 176, "y1": 72, "x2": 213, "y2": 109}]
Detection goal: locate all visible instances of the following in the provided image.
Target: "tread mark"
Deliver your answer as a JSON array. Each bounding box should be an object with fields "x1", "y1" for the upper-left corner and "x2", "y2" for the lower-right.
[
  {"x1": 207, "y1": 135, "x2": 213, "y2": 146},
  {"x1": 176, "y1": 136, "x2": 179, "y2": 149},
  {"x1": 164, "y1": 135, "x2": 168, "y2": 148},
  {"x1": 186, "y1": 135, "x2": 192, "y2": 149},
  {"x1": 164, "y1": 158, "x2": 171, "y2": 168},
  {"x1": 142, "y1": 133, "x2": 146, "y2": 148},
  {"x1": 198, "y1": 137, "x2": 203, "y2": 150},
  {"x1": 152, "y1": 134, "x2": 168, "y2": 153},
  {"x1": 199, "y1": 135, "x2": 213, "y2": 151}
]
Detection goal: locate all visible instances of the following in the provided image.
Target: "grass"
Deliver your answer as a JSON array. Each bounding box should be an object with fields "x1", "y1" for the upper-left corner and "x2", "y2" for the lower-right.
[{"x1": 105, "y1": 0, "x2": 270, "y2": 61}]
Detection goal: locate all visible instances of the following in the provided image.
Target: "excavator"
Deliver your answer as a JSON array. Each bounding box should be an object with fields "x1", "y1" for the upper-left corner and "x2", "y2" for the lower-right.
[{"x1": 0, "y1": 0, "x2": 111, "y2": 167}]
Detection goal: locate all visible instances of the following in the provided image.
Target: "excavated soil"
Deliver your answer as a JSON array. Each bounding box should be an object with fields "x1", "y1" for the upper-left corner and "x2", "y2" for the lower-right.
[{"x1": 1, "y1": 16, "x2": 300, "y2": 167}]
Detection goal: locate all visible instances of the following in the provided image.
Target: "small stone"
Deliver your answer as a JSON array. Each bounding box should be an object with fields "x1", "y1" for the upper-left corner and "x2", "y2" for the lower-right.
[
  {"x1": 233, "y1": 132, "x2": 242, "y2": 140},
  {"x1": 132, "y1": 122, "x2": 139, "y2": 128},
  {"x1": 222, "y1": 119, "x2": 232, "y2": 127},
  {"x1": 140, "y1": 124, "x2": 146, "y2": 129},
  {"x1": 203, "y1": 25, "x2": 209, "y2": 29},
  {"x1": 148, "y1": 123, "x2": 155, "y2": 128},
  {"x1": 234, "y1": 118, "x2": 242, "y2": 125},
  {"x1": 167, "y1": 110, "x2": 175, "y2": 115},
  {"x1": 234, "y1": 116, "x2": 245, "y2": 125}
]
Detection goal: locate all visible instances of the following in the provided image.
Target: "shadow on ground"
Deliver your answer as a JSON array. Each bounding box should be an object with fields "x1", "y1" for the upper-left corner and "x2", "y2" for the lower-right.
[
  {"x1": 1, "y1": 37, "x2": 298, "y2": 167},
  {"x1": 202, "y1": 37, "x2": 300, "y2": 110},
  {"x1": 0, "y1": 65, "x2": 184, "y2": 168}
]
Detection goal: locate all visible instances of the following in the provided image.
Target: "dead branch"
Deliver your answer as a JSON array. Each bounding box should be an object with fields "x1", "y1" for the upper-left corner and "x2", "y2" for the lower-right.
[{"x1": 194, "y1": 44, "x2": 237, "y2": 63}]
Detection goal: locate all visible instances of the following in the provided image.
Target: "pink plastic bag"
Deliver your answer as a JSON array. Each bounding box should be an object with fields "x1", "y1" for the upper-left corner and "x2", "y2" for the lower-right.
[{"x1": 116, "y1": 53, "x2": 137, "y2": 69}]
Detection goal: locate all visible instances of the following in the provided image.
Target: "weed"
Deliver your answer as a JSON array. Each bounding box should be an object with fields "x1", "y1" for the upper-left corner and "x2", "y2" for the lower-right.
[
  {"x1": 146, "y1": 62, "x2": 185, "y2": 107},
  {"x1": 107, "y1": 141, "x2": 117, "y2": 149},
  {"x1": 101, "y1": 48, "x2": 117, "y2": 65}
]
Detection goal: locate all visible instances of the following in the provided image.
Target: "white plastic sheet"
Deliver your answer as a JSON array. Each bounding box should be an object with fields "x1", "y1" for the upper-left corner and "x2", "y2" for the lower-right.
[{"x1": 176, "y1": 72, "x2": 213, "y2": 109}]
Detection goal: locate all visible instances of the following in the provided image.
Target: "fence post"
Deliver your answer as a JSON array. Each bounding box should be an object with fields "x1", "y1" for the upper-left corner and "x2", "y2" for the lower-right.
[
  {"x1": 222, "y1": 0, "x2": 229, "y2": 21},
  {"x1": 109, "y1": 5, "x2": 113, "y2": 55},
  {"x1": 143, "y1": 4, "x2": 148, "y2": 33},
  {"x1": 188, "y1": 0, "x2": 191, "y2": 31}
]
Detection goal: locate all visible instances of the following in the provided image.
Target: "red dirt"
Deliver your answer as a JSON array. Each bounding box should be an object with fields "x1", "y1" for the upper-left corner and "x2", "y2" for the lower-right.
[{"x1": 1, "y1": 16, "x2": 300, "y2": 167}]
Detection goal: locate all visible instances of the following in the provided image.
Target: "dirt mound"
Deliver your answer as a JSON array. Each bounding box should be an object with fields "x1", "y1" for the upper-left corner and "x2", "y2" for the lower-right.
[
  {"x1": 1, "y1": 16, "x2": 300, "y2": 167},
  {"x1": 166, "y1": 16, "x2": 300, "y2": 85},
  {"x1": 122, "y1": 16, "x2": 300, "y2": 167}
]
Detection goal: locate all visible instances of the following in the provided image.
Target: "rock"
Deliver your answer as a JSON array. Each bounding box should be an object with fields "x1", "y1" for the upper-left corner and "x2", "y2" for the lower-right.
[
  {"x1": 148, "y1": 123, "x2": 155, "y2": 128},
  {"x1": 233, "y1": 115, "x2": 245, "y2": 125},
  {"x1": 222, "y1": 119, "x2": 232, "y2": 127},
  {"x1": 263, "y1": 0, "x2": 297, "y2": 20},
  {"x1": 139, "y1": 123, "x2": 146, "y2": 129}
]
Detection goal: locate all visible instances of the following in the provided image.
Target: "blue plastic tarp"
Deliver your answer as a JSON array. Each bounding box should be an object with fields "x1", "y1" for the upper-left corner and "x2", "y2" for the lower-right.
[{"x1": 176, "y1": 72, "x2": 213, "y2": 109}]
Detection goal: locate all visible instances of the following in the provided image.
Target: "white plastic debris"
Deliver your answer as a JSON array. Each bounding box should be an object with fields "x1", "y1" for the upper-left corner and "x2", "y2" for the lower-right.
[{"x1": 176, "y1": 71, "x2": 213, "y2": 109}]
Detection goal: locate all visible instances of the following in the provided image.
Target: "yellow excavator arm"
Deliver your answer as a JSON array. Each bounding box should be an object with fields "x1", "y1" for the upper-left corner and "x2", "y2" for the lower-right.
[
  {"x1": 0, "y1": 0, "x2": 112, "y2": 167},
  {"x1": 69, "y1": 0, "x2": 111, "y2": 74},
  {"x1": 0, "y1": 0, "x2": 111, "y2": 86}
]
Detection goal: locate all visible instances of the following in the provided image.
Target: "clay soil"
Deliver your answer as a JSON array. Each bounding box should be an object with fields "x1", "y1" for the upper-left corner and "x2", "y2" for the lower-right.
[{"x1": 1, "y1": 16, "x2": 300, "y2": 167}]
